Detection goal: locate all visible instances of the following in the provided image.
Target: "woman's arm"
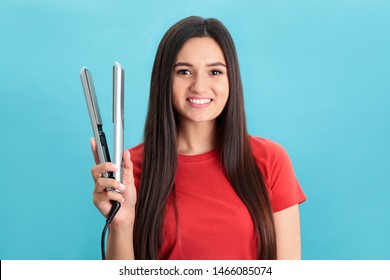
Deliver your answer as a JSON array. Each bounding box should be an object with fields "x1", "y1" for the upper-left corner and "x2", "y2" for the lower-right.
[
  {"x1": 91, "y1": 138, "x2": 137, "y2": 259},
  {"x1": 106, "y1": 222, "x2": 135, "y2": 259},
  {"x1": 273, "y1": 204, "x2": 302, "y2": 259}
]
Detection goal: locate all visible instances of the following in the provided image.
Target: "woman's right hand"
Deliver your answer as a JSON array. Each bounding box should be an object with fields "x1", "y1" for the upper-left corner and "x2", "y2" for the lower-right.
[{"x1": 90, "y1": 138, "x2": 137, "y2": 227}]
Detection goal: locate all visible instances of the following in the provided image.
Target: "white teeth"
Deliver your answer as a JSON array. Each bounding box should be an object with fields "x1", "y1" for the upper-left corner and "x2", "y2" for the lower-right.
[{"x1": 188, "y1": 98, "x2": 211, "y2": 105}]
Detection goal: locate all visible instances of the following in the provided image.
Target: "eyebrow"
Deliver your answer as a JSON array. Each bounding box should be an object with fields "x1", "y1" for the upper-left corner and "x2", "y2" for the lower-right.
[{"x1": 174, "y1": 62, "x2": 227, "y2": 68}]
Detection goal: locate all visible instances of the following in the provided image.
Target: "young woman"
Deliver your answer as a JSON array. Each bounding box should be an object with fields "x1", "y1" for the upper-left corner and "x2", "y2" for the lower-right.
[{"x1": 90, "y1": 16, "x2": 306, "y2": 260}]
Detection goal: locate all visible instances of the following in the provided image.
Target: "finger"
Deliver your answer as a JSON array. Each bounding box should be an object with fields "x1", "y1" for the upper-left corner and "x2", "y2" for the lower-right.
[
  {"x1": 90, "y1": 137, "x2": 100, "y2": 165},
  {"x1": 122, "y1": 150, "x2": 135, "y2": 186},
  {"x1": 94, "y1": 177, "x2": 126, "y2": 194},
  {"x1": 93, "y1": 192, "x2": 125, "y2": 213},
  {"x1": 91, "y1": 162, "x2": 119, "y2": 182}
]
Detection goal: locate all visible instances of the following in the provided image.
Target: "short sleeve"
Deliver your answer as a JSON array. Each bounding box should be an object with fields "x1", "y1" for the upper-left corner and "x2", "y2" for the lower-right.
[{"x1": 251, "y1": 137, "x2": 306, "y2": 213}]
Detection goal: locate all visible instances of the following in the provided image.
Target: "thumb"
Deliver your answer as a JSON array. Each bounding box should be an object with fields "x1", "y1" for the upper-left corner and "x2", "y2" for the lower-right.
[
  {"x1": 90, "y1": 137, "x2": 100, "y2": 164},
  {"x1": 122, "y1": 150, "x2": 134, "y2": 186}
]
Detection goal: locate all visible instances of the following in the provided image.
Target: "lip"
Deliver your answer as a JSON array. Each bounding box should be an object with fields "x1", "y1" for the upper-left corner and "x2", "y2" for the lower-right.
[{"x1": 186, "y1": 97, "x2": 212, "y2": 108}]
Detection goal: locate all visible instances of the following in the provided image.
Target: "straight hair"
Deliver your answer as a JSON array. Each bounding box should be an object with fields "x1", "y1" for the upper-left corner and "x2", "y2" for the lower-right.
[{"x1": 134, "y1": 16, "x2": 277, "y2": 259}]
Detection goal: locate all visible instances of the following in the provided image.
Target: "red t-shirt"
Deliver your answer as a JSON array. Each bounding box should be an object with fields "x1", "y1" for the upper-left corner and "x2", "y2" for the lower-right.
[{"x1": 129, "y1": 136, "x2": 306, "y2": 259}]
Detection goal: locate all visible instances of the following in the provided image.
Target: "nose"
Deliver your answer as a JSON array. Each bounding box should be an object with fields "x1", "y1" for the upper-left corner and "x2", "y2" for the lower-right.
[{"x1": 190, "y1": 73, "x2": 208, "y2": 94}]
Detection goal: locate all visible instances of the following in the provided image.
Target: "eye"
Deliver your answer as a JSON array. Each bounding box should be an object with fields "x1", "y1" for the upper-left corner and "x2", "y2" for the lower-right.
[
  {"x1": 210, "y1": 70, "x2": 223, "y2": 76},
  {"x1": 177, "y1": 69, "x2": 191, "y2": 75}
]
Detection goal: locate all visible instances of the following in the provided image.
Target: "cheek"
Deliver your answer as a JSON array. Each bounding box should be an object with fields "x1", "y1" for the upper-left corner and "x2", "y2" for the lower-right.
[
  {"x1": 172, "y1": 77, "x2": 184, "y2": 97},
  {"x1": 171, "y1": 94, "x2": 180, "y2": 112},
  {"x1": 171, "y1": 80, "x2": 182, "y2": 111},
  {"x1": 216, "y1": 80, "x2": 229, "y2": 110},
  {"x1": 213, "y1": 79, "x2": 229, "y2": 98}
]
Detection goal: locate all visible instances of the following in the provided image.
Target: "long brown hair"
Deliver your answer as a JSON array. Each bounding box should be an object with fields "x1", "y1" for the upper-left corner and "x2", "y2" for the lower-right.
[{"x1": 134, "y1": 16, "x2": 277, "y2": 259}]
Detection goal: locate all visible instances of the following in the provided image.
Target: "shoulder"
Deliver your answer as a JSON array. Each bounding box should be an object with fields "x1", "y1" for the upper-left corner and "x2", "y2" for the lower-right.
[
  {"x1": 249, "y1": 136, "x2": 290, "y2": 163},
  {"x1": 129, "y1": 142, "x2": 144, "y2": 159},
  {"x1": 249, "y1": 135, "x2": 296, "y2": 188},
  {"x1": 128, "y1": 142, "x2": 144, "y2": 168},
  {"x1": 128, "y1": 143, "x2": 144, "y2": 187}
]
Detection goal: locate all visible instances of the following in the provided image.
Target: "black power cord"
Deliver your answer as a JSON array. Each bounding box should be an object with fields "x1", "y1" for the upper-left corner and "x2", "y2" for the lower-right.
[{"x1": 101, "y1": 201, "x2": 121, "y2": 260}]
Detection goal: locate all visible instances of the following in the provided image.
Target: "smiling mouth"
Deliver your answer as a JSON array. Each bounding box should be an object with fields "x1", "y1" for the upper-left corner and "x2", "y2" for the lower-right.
[{"x1": 187, "y1": 98, "x2": 212, "y2": 105}]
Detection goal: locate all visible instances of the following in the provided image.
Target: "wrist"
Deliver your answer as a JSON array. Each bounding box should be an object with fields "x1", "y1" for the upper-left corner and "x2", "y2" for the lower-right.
[
  {"x1": 109, "y1": 214, "x2": 135, "y2": 231},
  {"x1": 109, "y1": 220, "x2": 133, "y2": 235}
]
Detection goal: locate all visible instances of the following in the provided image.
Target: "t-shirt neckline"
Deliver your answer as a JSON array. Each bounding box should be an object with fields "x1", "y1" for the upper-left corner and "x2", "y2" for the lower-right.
[{"x1": 178, "y1": 149, "x2": 218, "y2": 162}]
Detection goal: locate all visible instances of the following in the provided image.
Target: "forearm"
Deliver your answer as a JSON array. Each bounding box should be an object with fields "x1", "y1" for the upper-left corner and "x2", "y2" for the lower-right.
[
  {"x1": 106, "y1": 222, "x2": 135, "y2": 260},
  {"x1": 276, "y1": 233, "x2": 301, "y2": 260}
]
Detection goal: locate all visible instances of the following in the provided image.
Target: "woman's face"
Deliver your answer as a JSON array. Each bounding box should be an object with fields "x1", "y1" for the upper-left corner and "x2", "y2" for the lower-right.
[{"x1": 172, "y1": 37, "x2": 229, "y2": 126}]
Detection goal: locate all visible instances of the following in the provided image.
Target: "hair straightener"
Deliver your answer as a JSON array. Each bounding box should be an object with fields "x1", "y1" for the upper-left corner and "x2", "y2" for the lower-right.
[{"x1": 80, "y1": 62, "x2": 124, "y2": 259}]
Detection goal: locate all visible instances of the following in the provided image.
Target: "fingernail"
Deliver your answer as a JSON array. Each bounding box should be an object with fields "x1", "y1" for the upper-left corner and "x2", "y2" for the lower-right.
[
  {"x1": 122, "y1": 198, "x2": 125, "y2": 203},
  {"x1": 120, "y1": 183, "x2": 126, "y2": 190},
  {"x1": 112, "y1": 164, "x2": 119, "y2": 170}
]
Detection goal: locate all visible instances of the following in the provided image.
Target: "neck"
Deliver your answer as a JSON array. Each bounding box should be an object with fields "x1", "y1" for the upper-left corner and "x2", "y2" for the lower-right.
[{"x1": 176, "y1": 120, "x2": 216, "y2": 155}]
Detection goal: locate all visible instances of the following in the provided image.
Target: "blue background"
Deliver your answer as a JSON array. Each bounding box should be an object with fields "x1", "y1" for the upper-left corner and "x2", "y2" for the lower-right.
[{"x1": 0, "y1": 0, "x2": 389, "y2": 260}]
